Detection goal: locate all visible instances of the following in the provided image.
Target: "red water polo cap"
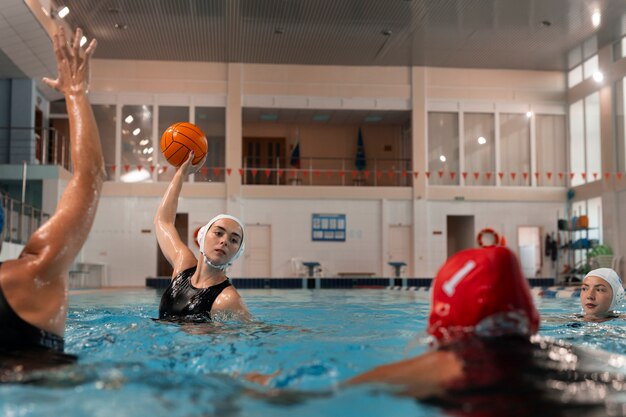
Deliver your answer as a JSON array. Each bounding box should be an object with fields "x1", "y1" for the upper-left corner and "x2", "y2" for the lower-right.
[{"x1": 427, "y1": 246, "x2": 539, "y2": 342}]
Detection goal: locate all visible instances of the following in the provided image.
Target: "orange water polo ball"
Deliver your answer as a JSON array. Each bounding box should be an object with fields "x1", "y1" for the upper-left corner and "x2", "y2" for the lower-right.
[{"x1": 160, "y1": 122, "x2": 207, "y2": 167}]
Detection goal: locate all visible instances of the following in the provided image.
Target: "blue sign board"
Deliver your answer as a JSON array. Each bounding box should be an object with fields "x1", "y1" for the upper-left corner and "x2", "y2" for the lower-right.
[{"x1": 312, "y1": 214, "x2": 346, "y2": 242}]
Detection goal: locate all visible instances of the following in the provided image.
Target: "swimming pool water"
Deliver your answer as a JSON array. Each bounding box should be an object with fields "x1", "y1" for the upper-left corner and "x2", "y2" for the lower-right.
[{"x1": 1, "y1": 289, "x2": 624, "y2": 417}]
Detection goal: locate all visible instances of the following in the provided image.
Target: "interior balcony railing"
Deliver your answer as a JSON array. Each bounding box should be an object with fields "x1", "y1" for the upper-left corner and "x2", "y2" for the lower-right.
[
  {"x1": 0, "y1": 127, "x2": 70, "y2": 171},
  {"x1": 1, "y1": 193, "x2": 50, "y2": 245},
  {"x1": 241, "y1": 157, "x2": 413, "y2": 187}
]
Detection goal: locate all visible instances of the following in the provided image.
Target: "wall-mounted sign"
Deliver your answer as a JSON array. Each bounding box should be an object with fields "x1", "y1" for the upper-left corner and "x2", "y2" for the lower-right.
[{"x1": 312, "y1": 213, "x2": 346, "y2": 242}]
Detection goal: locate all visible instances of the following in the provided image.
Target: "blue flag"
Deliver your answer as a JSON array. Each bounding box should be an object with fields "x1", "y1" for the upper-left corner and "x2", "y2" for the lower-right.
[
  {"x1": 290, "y1": 141, "x2": 301, "y2": 169},
  {"x1": 355, "y1": 128, "x2": 366, "y2": 171}
]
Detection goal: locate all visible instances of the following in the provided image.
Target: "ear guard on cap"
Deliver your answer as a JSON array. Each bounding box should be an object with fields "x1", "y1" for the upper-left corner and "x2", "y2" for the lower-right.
[{"x1": 428, "y1": 246, "x2": 539, "y2": 343}]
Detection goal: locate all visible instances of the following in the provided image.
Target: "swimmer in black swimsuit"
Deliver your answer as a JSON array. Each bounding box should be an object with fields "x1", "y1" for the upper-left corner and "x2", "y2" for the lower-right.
[
  {"x1": 0, "y1": 27, "x2": 103, "y2": 371},
  {"x1": 154, "y1": 153, "x2": 250, "y2": 321}
]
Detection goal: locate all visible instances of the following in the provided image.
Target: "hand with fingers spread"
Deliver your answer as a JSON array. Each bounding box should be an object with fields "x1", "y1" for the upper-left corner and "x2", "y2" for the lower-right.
[{"x1": 42, "y1": 27, "x2": 97, "y2": 96}]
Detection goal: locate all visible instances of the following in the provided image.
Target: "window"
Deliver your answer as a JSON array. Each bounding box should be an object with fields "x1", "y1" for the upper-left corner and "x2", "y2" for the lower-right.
[
  {"x1": 194, "y1": 107, "x2": 226, "y2": 183},
  {"x1": 569, "y1": 93, "x2": 601, "y2": 187},
  {"x1": 499, "y1": 113, "x2": 530, "y2": 186},
  {"x1": 464, "y1": 113, "x2": 495, "y2": 186},
  {"x1": 428, "y1": 112, "x2": 459, "y2": 185},
  {"x1": 536, "y1": 115, "x2": 566, "y2": 186},
  {"x1": 121, "y1": 105, "x2": 153, "y2": 183}
]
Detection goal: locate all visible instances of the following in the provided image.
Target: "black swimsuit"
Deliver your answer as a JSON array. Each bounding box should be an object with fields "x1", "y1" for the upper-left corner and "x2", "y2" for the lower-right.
[
  {"x1": 159, "y1": 267, "x2": 232, "y2": 320},
  {"x1": 0, "y1": 279, "x2": 65, "y2": 352}
]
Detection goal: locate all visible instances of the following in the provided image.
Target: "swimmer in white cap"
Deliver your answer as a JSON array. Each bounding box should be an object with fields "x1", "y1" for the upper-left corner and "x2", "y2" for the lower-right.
[
  {"x1": 580, "y1": 268, "x2": 624, "y2": 321},
  {"x1": 154, "y1": 153, "x2": 250, "y2": 321}
]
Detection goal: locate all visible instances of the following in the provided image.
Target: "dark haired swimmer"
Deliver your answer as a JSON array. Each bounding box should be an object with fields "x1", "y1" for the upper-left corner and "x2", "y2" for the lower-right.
[
  {"x1": 154, "y1": 153, "x2": 251, "y2": 321},
  {"x1": 250, "y1": 247, "x2": 626, "y2": 416},
  {"x1": 0, "y1": 28, "x2": 104, "y2": 359}
]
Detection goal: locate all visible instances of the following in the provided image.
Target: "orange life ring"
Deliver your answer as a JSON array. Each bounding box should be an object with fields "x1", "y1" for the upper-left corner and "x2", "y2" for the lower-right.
[
  {"x1": 193, "y1": 226, "x2": 202, "y2": 247},
  {"x1": 477, "y1": 228, "x2": 500, "y2": 247}
]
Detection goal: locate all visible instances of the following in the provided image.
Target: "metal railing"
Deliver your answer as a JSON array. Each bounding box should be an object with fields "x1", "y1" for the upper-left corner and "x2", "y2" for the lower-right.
[
  {"x1": 0, "y1": 127, "x2": 70, "y2": 170},
  {"x1": 1, "y1": 193, "x2": 50, "y2": 245},
  {"x1": 241, "y1": 157, "x2": 413, "y2": 187}
]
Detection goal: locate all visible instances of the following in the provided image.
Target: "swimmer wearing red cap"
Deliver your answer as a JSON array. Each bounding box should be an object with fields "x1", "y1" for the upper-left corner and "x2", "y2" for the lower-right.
[{"x1": 346, "y1": 247, "x2": 626, "y2": 415}]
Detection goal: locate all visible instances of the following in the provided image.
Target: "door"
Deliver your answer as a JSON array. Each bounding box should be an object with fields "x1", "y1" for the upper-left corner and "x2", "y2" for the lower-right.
[
  {"x1": 242, "y1": 137, "x2": 286, "y2": 185},
  {"x1": 243, "y1": 224, "x2": 271, "y2": 277},
  {"x1": 388, "y1": 225, "x2": 412, "y2": 276},
  {"x1": 447, "y1": 215, "x2": 475, "y2": 257},
  {"x1": 157, "y1": 213, "x2": 188, "y2": 277}
]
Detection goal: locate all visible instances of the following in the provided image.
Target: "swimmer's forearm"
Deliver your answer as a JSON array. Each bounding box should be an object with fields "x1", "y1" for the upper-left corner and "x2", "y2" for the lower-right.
[
  {"x1": 155, "y1": 167, "x2": 184, "y2": 226},
  {"x1": 66, "y1": 91, "x2": 105, "y2": 184}
]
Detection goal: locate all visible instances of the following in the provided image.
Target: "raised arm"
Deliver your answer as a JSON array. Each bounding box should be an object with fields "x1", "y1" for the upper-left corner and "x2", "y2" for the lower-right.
[
  {"x1": 153, "y1": 153, "x2": 198, "y2": 276},
  {"x1": 21, "y1": 27, "x2": 104, "y2": 277}
]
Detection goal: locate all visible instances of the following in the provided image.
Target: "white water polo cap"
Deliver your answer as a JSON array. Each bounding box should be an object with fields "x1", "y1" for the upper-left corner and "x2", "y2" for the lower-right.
[
  {"x1": 584, "y1": 268, "x2": 625, "y2": 311},
  {"x1": 197, "y1": 214, "x2": 245, "y2": 270}
]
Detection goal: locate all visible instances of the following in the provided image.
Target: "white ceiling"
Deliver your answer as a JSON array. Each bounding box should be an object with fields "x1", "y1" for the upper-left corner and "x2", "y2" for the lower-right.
[{"x1": 3, "y1": 0, "x2": 626, "y2": 102}]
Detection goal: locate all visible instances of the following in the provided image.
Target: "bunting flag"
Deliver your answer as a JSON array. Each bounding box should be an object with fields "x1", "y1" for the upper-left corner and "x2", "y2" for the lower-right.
[
  {"x1": 118, "y1": 167, "x2": 626, "y2": 184},
  {"x1": 111, "y1": 165, "x2": 117, "y2": 172}
]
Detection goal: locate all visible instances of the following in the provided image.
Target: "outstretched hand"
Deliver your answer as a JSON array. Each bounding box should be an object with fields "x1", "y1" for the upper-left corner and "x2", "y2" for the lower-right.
[
  {"x1": 178, "y1": 151, "x2": 205, "y2": 175},
  {"x1": 42, "y1": 27, "x2": 97, "y2": 95}
]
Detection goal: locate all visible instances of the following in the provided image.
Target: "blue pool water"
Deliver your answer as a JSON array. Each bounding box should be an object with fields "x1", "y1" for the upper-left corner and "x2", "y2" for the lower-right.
[{"x1": 1, "y1": 289, "x2": 625, "y2": 417}]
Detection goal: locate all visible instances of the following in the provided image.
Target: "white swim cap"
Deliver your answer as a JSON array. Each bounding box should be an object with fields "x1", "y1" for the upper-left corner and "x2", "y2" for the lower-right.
[
  {"x1": 197, "y1": 214, "x2": 245, "y2": 270},
  {"x1": 584, "y1": 268, "x2": 624, "y2": 311}
]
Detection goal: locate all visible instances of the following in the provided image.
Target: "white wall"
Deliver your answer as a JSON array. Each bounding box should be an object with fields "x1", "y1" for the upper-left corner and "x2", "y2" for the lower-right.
[{"x1": 79, "y1": 192, "x2": 562, "y2": 285}]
